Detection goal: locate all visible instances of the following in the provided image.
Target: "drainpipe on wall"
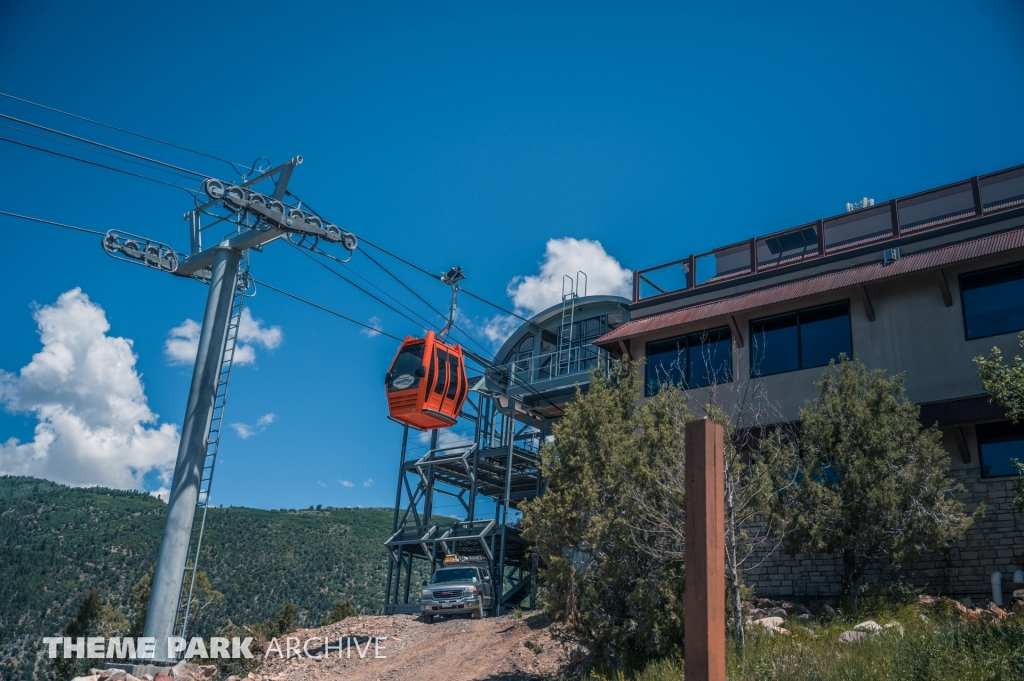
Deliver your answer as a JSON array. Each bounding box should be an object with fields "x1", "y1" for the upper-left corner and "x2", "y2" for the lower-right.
[{"x1": 991, "y1": 571, "x2": 1003, "y2": 607}]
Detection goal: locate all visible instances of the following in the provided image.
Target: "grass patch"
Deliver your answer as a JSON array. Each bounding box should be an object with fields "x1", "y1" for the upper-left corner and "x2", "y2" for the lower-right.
[{"x1": 584, "y1": 606, "x2": 1024, "y2": 680}]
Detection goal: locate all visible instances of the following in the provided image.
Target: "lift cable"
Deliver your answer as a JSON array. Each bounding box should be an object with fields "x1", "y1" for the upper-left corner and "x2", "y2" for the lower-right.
[
  {"x1": 293, "y1": 244, "x2": 440, "y2": 332},
  {"x1": 0, "y1": 208, "x2": 563, "y2": 415},
  {"x1": 254, "y1": 279, "x2": 405, "y2": 341},
  {"x1": 0, "y1": 136, "x2": 198, "y2": 196},
  {"x1": 0, "y1": 122, "x2": 202, "y2": 184},
  {"x1": 0, "y1": 113, "x2": 209, "y2": 179},
  {"x1": 312, "y1": 240, "x2": 560, "y2": 412},
  {"x1": 345, "y1": 247, "x2": 497, "y2": 359},
  {"x1": 357, "y1": 234, "x2": 543, "y2": 331},
  {"x1": 0, "y1": 91, "x2": 247, "y2": 173},
  {"x1": 286, "y1": 195, "x2": 498, "y2": 358},
  {"x1": 0, "y1": 210, "x2": 106, "y2": 236},
  {"x1": 302, "y1": 245, "x2": 496, "y2": 362},
  {"x1": 358, "y1": 247, "x2": 450, "y2": 323}
]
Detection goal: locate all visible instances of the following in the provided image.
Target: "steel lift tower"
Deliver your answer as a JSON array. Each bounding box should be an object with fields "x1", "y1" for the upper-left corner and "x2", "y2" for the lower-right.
[{"x1": 102, "y1": 157, "x2": 356, "y2": 662}]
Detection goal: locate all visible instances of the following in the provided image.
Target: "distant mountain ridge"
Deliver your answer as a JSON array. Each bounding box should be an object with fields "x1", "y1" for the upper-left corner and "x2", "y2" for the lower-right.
[{"x1": 0, "y1": 475, "x2": 395, "y2": 681}]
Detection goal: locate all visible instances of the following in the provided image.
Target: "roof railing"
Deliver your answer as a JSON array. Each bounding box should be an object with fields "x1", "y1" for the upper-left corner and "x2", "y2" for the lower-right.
[{"x1": 633, "y1": 163, "x2": 1024, "y2": 303}]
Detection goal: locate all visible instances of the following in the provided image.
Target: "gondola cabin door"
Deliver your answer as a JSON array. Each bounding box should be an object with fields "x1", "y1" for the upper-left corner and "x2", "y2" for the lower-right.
[{"x1": 385, "y1": 331, "x2": 468, "y2": 430}]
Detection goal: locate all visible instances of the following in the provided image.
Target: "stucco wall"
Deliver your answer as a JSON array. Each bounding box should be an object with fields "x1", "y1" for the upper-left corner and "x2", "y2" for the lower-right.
[
  {"x1": 632, "y1": 250, "x2": 1024, "y2": 421},
  {"x1": 627, "y1": 248, "x2": 1024, "y2": 600}
]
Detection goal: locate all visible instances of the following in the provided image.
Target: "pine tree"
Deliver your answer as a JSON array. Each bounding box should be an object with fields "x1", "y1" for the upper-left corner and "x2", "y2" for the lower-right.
[
  {"x1": 322, "y1": 597, "x2": 358, "y2": 625},
  {"x1": 786, "y1": 357, "x2": 980, "y2": 611},
  {"x1": 521, "y1": 360, "x2": 687, "y2": 666},
  {"x1": 975, "y1": 331, "x2": 1024, "y2": 512}
]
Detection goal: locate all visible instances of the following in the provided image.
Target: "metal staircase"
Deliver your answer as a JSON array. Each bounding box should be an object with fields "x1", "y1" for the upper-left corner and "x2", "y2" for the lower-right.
[{"x1": 174, "y1": 270, "x2": 247, "y2": 638}]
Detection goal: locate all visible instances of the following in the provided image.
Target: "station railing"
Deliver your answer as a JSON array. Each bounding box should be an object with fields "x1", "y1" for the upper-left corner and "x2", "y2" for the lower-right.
[{"x1": 633, "y1": 164, "x2": 1024, "y2": 303}]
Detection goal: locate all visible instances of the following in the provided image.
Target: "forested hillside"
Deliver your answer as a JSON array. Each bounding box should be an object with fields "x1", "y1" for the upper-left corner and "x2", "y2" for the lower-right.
[{"x1": 0, "y1": 476, "x2": 395, "y2": 681}]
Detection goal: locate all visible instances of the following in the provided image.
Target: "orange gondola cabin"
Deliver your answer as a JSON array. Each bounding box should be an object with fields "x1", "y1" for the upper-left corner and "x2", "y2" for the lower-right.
[{"x1": 385, "y1": 331, "x2": 468, "y2": 430}]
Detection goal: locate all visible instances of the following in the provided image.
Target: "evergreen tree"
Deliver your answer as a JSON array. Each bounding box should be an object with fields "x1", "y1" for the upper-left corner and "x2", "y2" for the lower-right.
[
  {"x1": 786, "y1": 357, "x2": 980, "y2": 611},
  {"x1": 322, "y1": 597, "x2": 358, "y2": 625},
  {"x1": 128, "y1": 566, "x2": 154, "y2": 638},
  {"x1": 975, "y1": 331, "x2": 1024, "y2": 512},
  {"x1": 521, "y1": 360, "x2": 687, "y2": 666},
  {"x1": 275, "y1": 602, "x2": 298, "y2": 635},
  {"x1": 54, "y1": 590, "x2": 123, "y2": 681}
]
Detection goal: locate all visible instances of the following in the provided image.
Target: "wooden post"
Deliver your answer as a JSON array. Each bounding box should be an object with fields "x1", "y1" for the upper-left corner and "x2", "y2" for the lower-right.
[{"x1": 685, "y1": 418, "x2": 726, "y2": 681}]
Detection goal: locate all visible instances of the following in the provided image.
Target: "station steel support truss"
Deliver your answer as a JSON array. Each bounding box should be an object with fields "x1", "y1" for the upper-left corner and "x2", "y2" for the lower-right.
[{"x1": 384, "y1": 390, "x2": 545, "y2": 615}]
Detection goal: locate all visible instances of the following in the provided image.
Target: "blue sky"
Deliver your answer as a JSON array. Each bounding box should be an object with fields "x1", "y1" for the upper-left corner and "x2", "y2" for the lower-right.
[{"x1": 1, "y1": 1, "x2": 1022, "y2": 511}]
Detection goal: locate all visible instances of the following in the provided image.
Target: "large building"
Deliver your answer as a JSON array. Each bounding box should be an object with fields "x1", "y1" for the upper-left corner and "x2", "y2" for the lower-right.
[{"x1": 595, "y1": 163, "x2": 1024, "y2": 600}]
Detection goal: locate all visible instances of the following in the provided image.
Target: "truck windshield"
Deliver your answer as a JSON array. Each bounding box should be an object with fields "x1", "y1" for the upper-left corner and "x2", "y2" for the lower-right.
[{"x1": 430, "y1": 568, "x2": 478, "y2": 584}]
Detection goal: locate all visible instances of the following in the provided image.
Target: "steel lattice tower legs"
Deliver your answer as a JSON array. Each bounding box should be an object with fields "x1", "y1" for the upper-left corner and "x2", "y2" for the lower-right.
[{"x1": 143, "y1": 245, "x2": 241, "y2": 660}]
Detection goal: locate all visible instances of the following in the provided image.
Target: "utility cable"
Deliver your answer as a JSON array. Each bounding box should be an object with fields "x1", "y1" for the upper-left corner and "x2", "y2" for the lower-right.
[
  {"x1": 0, "y1": 210, "x2": 105, "y2": 236},
  {"x1": 254, "y1": 279, "x2": 404, "y2": 341},
  {"x1": 0, "y1": 113, "x2": 208, "y2": 179},
  {"x1": 355, "y1": 247, "x2": 495, "y2": 359},
  {"x1": 0, "y1": 122, "x2": 201, "y2": 183},
  {"x1": 311, "y1": 246, "x2": 445, "y2": 329},
  {"x1": 0, "y1": 91, "x2": 247, "y2": 173},
  {"x1": 358, "y1": 234, "x2": 543, "y2": 331},
  {"x1": 358, "y1": 247, "x2": 450, "y2": 321},
  {"x1": 279, "y1": 194, "x2": 542, "y2": 334},
  {"x1": 292, "y1": 244, "x2": 436, "y2": 332},
  {"x1": 0, "y1": 136, "x2": 197, "y2": 195}
]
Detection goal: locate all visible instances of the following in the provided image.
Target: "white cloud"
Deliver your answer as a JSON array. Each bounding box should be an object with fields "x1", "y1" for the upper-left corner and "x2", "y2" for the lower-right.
[
  {"x1": 317, "y1": 480, "x2": 327, "y2": 487},
  {"x1": 150, "y1": 487, "x2": 170, "y2": 502},
  {"x1": 164, "y1": 319, "x2": 201, "y2": 365},
  {"x1": 339, "y1": 479, "x2": 354, "y2": 488},
  {"x1": 477, "y1": 315, "x2": 520, "y2": 345},
  {"x1": 0, "y1": 288, "x2": 179, "y2": 490},
  {"x1": 417, "y1": 428, "x2": 474, "y2": 454},
  {"x1": 362, "y1": 478, "x2": 374, "y2": 487},
  {"x1": 165, "y1": 308, "x2": 282, "y2": 367},
  {"x1": 507, "y1": 237, "x2": 631, "y2": 316},
  {"x1": 360, "y1": 316, "x2": 383, "y2": 339},
  {"x1": 230, "y1": 412, "x2": 277, "y2": 440}
]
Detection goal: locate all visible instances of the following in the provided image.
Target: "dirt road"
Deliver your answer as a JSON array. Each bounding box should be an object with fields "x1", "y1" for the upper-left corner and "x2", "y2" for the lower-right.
[{"x1": 254, "y1": 613, "x2": 574, "y2": 681}]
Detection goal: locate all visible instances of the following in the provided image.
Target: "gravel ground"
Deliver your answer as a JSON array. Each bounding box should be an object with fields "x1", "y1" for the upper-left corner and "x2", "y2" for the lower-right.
[{"x1": 254, "y1": 613, "x2": 573, "y2": 681}]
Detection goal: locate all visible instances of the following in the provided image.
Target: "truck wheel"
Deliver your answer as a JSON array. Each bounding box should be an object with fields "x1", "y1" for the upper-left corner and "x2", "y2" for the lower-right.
[{"x1": 424, "y1": 614, "x2": 433, "y2": 624}]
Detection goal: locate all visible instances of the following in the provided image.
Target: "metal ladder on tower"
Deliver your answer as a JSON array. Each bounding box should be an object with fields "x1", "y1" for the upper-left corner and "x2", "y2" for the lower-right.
[
  {"x1": 173, "y1": 269, "x2": 247, "y2": 639},
  {"x1": 556, "y1": 272, "x2": 586, "y2": 376}
]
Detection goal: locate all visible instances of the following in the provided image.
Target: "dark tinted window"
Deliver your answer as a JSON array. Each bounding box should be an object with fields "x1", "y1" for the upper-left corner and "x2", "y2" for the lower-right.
[
  {"x1": 751, "y1": 302, "x2": 851, "y2": 377},
  {"x1": 688, "y1": 328, "x2": 733, "y2": 389},
  {"x1": 960, "y1": 262, "x2": 1024, "y2": 339},
  {"x1": 751, "y1": 314, "x2": 799, "y2": 376},
  {"x1": 800, "y1": 303, "x2": 853, "y2": 368},
  {"x1": 434, "y1": 350, "x2": 448, "y2": 395},
  {"x1": 646, "y1": 327, "x2": 732, "y2": 395},
  {"x1": 446, "y1": 354, "x2": 459, "y2": 399},
  {"x1": 388, "y1": 343, "x2": 424, "y2": 392},
  {"x1": 977, "y1": 421, "x2": 1024, "y2": 478}
]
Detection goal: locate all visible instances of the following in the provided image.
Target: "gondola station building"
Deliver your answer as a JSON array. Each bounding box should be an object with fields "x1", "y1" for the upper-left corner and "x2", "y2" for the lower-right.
[{"x1": 594, "y1": 163, "x2": 1024, "y2": 601}]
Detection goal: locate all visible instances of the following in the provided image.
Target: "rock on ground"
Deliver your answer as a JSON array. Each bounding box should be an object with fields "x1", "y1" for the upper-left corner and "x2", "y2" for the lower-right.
[{"x1": 839, "y1": 630, "x2": 869, "y2": 644}]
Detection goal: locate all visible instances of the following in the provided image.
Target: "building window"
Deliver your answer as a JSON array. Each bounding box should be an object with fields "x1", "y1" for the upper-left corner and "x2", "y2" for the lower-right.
[
  {"x1": 960, "y1": 262, "x2": 1024, "y2": 340},
  {"x1": 645, "y1": 327, "x2": 732, "y2": 395},
  {"x1": 750, "y1": 301, "x2": 851, "y2": 377},
  {"x1": 977, "y1": 421, "x2": 1024, "y2": 478}
]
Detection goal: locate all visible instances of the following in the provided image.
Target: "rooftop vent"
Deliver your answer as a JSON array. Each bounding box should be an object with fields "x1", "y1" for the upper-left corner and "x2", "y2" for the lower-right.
[{"x1": 846, "y1": 197, "x2": 875, "y2": 212}]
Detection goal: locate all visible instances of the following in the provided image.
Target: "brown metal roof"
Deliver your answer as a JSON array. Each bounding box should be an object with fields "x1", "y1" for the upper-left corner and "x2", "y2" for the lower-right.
[
  {"x1": 918, "y1": 394, "x2": 1007, "y2": 427},
  {"x1": 596, "y1": 227, "x2": 1024, "y2": 347}
]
